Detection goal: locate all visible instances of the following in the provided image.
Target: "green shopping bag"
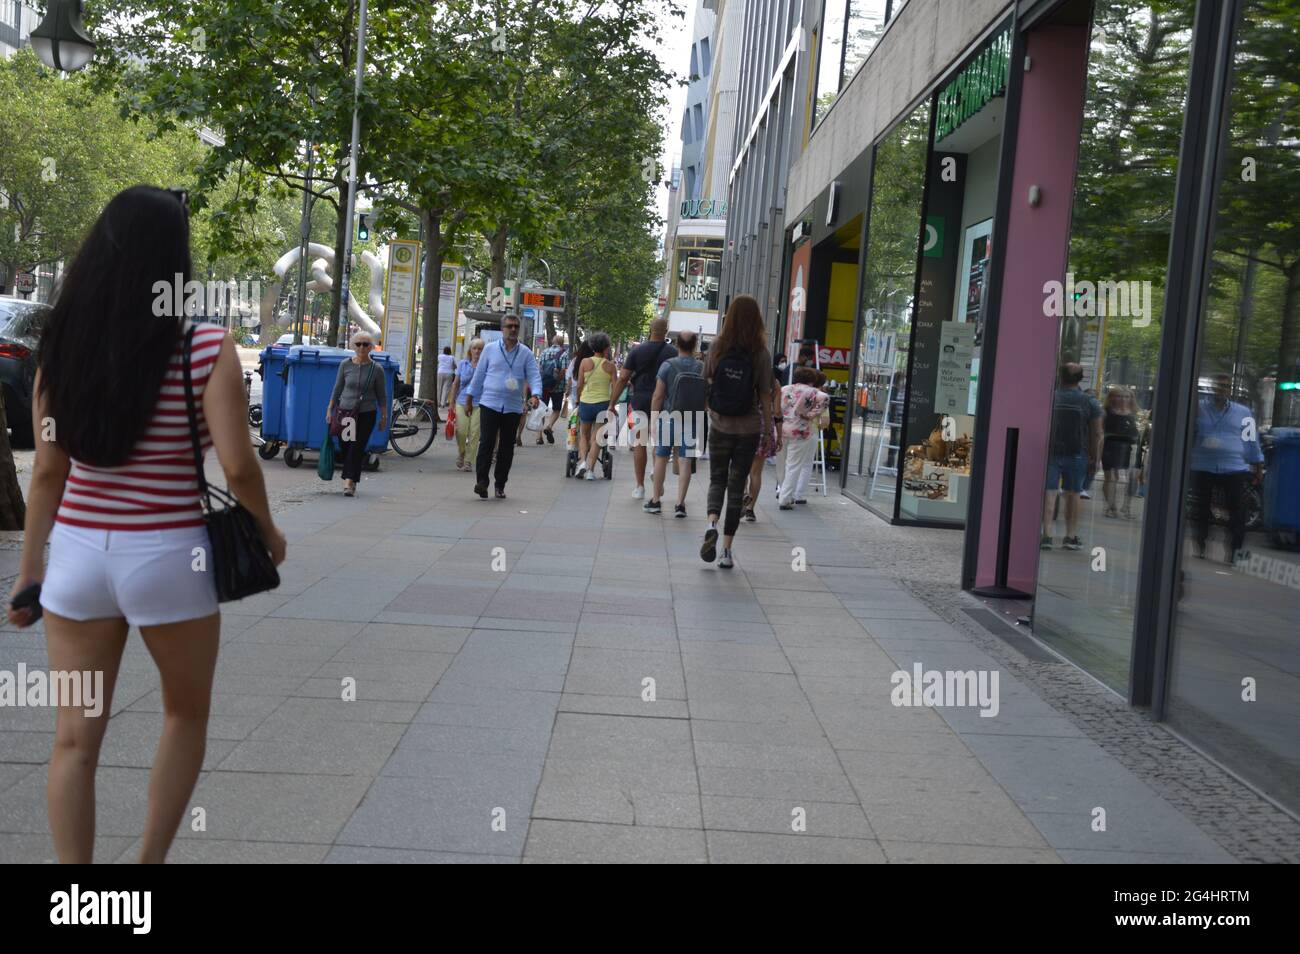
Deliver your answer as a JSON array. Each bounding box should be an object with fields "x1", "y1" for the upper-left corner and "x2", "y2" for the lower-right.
[{"x1": 317, "y1": 436, "x2": 335, "y2": 480}]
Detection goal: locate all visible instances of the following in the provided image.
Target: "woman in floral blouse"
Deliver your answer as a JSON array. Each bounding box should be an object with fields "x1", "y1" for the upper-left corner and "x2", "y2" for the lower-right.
[{"x1": 776, "y1": 366, "x2": 830, "y2": 509}]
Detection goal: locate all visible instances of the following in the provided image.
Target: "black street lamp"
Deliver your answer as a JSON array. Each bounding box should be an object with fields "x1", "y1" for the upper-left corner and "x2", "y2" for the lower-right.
[{"x1": 30, "y1": 1, "x2": 97, "y2": 73}]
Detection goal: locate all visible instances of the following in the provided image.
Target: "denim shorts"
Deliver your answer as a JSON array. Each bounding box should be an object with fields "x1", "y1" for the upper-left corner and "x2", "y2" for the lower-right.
[
  {"x1": 578, "y1": 401, "x2": 605, "y2": 424},
  {"x1": 1046, "y1": 454, "x2": 1088, "y2": 492},
  {"x1": 655, "y1": 416, "x2": 704, "y2": 458}
]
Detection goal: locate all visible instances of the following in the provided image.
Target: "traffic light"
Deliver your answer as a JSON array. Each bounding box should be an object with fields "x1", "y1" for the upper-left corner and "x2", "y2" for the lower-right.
[{"x1": 357, "y1": 213, "x2": 370, "y2": 242}]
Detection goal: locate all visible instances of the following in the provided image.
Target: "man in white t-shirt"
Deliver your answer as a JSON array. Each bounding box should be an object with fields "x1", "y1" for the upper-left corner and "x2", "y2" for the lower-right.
[{"x1": 436, "y1": 347, "x2": 456, "y2": 407}]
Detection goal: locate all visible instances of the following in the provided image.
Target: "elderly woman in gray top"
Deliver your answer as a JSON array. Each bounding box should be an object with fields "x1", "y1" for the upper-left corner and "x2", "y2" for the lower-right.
[{"x1": 327, "y1": 332, "x2": 388, "y2": 497}]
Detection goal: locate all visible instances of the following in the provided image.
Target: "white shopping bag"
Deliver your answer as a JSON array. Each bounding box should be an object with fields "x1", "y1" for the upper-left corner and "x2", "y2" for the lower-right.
[{"x1": 525, "y1": 404, "x2": 548, "y2": 431}]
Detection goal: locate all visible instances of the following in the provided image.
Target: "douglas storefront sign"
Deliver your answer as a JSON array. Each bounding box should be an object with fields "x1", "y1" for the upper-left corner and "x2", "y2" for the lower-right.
[{"x1": 680, "y1": 198, "x2": 728, "y2": 219}]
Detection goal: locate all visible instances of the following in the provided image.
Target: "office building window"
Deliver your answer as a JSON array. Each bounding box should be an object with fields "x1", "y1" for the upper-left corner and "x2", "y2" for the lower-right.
[{"x1": 813, "y1": 1, "x2": 901, "y2": 130}]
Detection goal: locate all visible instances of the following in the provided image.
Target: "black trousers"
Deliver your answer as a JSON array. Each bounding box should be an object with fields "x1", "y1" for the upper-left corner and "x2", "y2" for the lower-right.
[
  {"x1": 707, "y1": 430, "x2": 759, "y2": 536},
  {"x1": 477, "y1": 406, "x2": 522, "y2": 489},
  {"x1": 1191, "y1": 469, "x2": 1251, "y2": 552},
  {"x1": 340, "y1": 410, "x2": 377, "y2": 482}
]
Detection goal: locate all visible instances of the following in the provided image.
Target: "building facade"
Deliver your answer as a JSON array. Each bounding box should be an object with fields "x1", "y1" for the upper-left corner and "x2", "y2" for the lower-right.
[
  {"x1": 663, "y1": 1, "x2": 730, "y2": 338},
  {"x1": 0, "y1": 1, "x2": 34, "y2": 58},
  {"x1": 717, "y1": 0, "x2": 808, "y2": 349},
  {"x1": 719, "y1": 0, "x2": 1299, "y2": 816}
]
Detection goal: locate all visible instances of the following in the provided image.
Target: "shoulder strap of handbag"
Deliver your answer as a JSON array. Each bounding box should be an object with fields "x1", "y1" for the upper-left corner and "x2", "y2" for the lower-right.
[{"x1": 181, "y1": 322, "x2": 212, "y2": 507}]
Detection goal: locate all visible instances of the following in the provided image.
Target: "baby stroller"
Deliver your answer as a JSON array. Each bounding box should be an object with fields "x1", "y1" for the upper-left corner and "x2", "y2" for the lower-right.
[{"x1": 564, "y1": 408, "x2": 613, "y2": 479}]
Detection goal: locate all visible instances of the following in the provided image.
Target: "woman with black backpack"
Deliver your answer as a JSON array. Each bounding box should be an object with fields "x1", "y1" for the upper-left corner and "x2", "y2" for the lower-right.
[{"x1": 700, "y1": 295, "x2": 778, "y2": 568}]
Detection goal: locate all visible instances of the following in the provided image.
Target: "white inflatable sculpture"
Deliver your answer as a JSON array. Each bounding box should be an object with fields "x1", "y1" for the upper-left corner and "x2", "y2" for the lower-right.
[{"x1": 261, "y1": 243, "x2": 387, "y2": 338}]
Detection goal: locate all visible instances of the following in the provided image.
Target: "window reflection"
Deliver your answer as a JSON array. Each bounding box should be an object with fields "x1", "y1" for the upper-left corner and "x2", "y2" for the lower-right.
[
  {"x1": 1033, "y1": 1, "x2": 1194, "y2": 691},
  {"x1": 1167, "y1": 0, "x2": 1300, "y2": 812},
  {"x1": 674, "y1": 244, "x2": 721, "y2": 312},
  {"x1": 848, "y1": 103, "x2": 931, "y2": 512}
]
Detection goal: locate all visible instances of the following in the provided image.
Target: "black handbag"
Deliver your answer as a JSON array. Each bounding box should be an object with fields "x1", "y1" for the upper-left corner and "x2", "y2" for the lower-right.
[{"x1": 182, "y1": 324, "x2": 281, "y2": 602}]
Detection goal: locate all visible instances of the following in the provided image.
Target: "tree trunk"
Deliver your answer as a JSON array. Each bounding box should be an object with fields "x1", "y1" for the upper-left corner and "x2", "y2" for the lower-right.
[
  {"x1": 0, "y1": 395, "x2": 27, "y2": 531},
  {"x1": 564, "y1": 278, "x2": 578, "y2": 348},
  {"x1": 418, "y1": 208, "x2": 444, "y2": 405},
  {"x1": 328, "y1": 176, "x2": 349, "y2": 347},
  {"x1": 488, "y1": 224, "x2": 509, "y2": 298}
]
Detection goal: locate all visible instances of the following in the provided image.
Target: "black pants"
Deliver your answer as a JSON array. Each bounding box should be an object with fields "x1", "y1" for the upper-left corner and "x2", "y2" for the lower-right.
[
  {"x1": 340, "y1": 410, "x2": 377, "y2": 482},
  {"x1": 707, "y1": 430, "x2": 759, "y2": 536},
  {"x1": 477, "y1": 406, "x2": 522, "y2": 490},
  {"x1": 1191, "y1": 469, "x2": 1251, "y2": 552}
]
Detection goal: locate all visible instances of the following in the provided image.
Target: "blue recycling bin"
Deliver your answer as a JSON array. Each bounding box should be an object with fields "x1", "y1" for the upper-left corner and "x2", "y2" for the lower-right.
[
  {"x1": 282, "y1": 346, "x2": 397, "y2": 466},
  {"x1": 257, "y1": 345, "x2": 291, "y2": 444},
  {"x1": 1264, "y1": 427, "x2": 1300, "y2": 535}
]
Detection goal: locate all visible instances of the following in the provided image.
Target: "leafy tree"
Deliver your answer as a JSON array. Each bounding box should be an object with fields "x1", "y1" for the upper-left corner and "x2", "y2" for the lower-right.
[
  {"x1": 93, "y1": 0, "x2": 415, "y2": 344},
  {"x1": 0, "y1": 50, "x2": 198, "y2": 293}
]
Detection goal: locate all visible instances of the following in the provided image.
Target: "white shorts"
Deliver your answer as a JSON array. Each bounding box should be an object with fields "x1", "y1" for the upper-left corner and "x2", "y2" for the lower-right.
[{"x1": 40, "y1": 524, "x2": 219, "y2": 627}]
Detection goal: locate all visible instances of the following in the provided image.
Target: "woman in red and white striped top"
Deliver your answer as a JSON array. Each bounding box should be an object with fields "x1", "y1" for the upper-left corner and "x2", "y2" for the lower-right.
[
  {"x1": 55, "y1": 321, "x2": 226, "y2": 531},
  {"x1": 6, "y1": 186, "x2": 286, "y2": 865}
]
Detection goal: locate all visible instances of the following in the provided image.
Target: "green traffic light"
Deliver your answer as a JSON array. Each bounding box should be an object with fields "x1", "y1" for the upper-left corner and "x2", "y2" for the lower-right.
[
  {"x1": 1280, "y1": 381, "x2": 1300, "y2": 391},
  {"x1": 357, "y1": 213, "x2": 370, "y2": 241}
]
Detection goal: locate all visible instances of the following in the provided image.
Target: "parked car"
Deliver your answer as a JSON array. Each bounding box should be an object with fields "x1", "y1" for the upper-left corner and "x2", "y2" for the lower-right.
[
  {"x1": 0, "y1": 296, "x2": 47, "y2": 447},
  {"x1": 275, "y1": 333, "x2": 319, "y2": 347}
]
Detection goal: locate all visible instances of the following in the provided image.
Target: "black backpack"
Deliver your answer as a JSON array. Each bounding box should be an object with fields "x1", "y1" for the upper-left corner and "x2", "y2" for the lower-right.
[
  {"x1": 1050, "y1": 390, "x2": 1090, "y2": 456},
  {"x1": 667, "y1": 358, "x2": 708, "y2": 413},
  {"x1": 708, "y1": 348, "x2": 756, "y2": 417}
]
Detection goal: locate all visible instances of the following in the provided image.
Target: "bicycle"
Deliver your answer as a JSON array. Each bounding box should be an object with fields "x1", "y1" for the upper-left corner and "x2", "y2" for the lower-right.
[{"x1": 389, "y1": 395, "x2": 437, "y2": 457}]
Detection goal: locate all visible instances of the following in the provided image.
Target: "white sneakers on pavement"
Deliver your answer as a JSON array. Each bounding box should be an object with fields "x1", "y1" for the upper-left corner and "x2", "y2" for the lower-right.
[{"x1": 632, "y1": 485, "x2": 645, "y2": 499}]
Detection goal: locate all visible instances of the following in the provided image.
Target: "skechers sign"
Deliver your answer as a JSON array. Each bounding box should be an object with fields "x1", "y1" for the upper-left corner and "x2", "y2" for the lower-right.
[
  {"x1": 934, "y1": 25, "x2": 1012, "y2": 141},
  {"x1": 680, "y1": 198, "x2": 728, "y2": 219}
]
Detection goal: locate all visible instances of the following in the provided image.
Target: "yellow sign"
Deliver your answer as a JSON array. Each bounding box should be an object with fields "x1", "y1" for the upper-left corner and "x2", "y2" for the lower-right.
[{"x1": 383, "y1": 239, "x2": 421, "y2": 383}]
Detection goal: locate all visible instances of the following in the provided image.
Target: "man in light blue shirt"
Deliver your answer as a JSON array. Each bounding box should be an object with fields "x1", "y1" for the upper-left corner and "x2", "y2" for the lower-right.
[
  {"x1": 465, "y1": 314, "x2": 543, "y2": 499},
  {"x1": 1190, "y1": 373, "x2": 1264, "y2": 563}
]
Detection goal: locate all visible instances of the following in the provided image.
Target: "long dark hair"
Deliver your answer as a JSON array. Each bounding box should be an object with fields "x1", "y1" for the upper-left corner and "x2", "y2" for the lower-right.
[
  {"x1": 571, "y1": 339, "x2": 594, "y2": 371},
  {"x1": 707, "y1": 294, "x2": 767, "y2": 377},
  {"x1": 39, "y1": 186, "x2": 191, "y2": 466}
]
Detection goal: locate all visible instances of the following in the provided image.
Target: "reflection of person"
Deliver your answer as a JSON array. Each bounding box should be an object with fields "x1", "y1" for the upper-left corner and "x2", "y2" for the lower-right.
[
  {"x1": 1102, "y1": 387, "x2": 1139, "y2": 519},
  {"x1": 1042, "y1": 363, "x2": 1102, "y2": 551},
  {"x1": 1190, "y1": 373, "x2": 1263, "y2": 564}
]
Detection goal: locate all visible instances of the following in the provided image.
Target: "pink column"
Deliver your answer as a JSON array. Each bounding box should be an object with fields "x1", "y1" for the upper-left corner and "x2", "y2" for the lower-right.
[{"x1": 974, "y1": 24, "x2": 1090, "y2": 592}]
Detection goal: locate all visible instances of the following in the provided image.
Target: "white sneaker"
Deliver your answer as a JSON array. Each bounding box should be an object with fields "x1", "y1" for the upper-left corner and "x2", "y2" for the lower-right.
[
  {"x1": 632, "y1": 485, "x2": 645, "y2": 499},
  {"x1": 576, "y1": 461, "x2": 587, "y2": 476},
  {"x1": 585, "y1": 471, "x2": 596, "y2": 481}
]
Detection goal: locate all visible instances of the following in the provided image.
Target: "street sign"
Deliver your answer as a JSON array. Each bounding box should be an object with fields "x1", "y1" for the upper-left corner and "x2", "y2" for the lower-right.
[
  {"x1": 15, "y1": 270, "x2": 36, "y2": 293},
  {"x1": 521, "y1": 306, "x2": 538, "y2": 321},
  {"x1": 382, "y1": 240, "x2": 421, "y2": 383},
  {"x1": 518, "y1": 288, "x2": 565, "y2": 310}
]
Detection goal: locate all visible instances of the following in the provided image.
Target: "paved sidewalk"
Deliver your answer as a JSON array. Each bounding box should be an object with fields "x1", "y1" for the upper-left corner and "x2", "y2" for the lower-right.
[{"x1": 0, "y1": 439, "x2": 1243, "y2": 863}]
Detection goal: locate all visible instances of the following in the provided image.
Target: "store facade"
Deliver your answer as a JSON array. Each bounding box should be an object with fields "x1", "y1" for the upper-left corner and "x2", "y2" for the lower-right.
[{"x1": 777, "y1": 0, "x2": 1298, "y2": 813}]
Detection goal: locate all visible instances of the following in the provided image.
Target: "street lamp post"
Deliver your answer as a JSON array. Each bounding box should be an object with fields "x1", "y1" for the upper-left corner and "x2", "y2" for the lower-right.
[
  {"x1": 30, "y1": 0, "x2": 96, "y2": 73},
  {"x1": 335, "y1": 0, "x2": 368, "y2": 347}
]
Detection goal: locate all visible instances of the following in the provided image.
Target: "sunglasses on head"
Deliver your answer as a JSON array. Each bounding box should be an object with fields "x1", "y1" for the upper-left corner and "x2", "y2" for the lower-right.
[{"x1": 166, "y1": 187, "x2": 190, "y2": 215}]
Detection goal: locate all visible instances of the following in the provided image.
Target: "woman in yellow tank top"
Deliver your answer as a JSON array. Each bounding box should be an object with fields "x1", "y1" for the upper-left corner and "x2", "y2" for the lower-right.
[{"x1": 576, "y1": 332, "x2": 616, "y2": 479}]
